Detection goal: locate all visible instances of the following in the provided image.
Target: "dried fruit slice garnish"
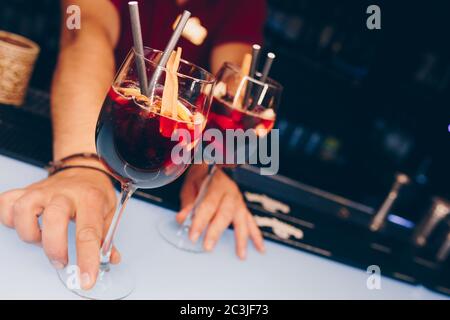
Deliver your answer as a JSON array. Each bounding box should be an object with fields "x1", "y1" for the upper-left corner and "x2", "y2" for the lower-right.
[
  {"x1": 255, "y1": 125, "x2": 270, "y2": 137},
  {"x1": 177, "y1": 100, "x2": 193, "y2": 122},
  {"x1": 118, "y1": 87, "x2": 141, "y2": 97},
  {"x1": 160, "y1": 47, "x2": 185, "y2": 137},
  {"x1": 161, "y1": 51, "x2": 176, "y2": 117},
  {"x1": 193, "y1": 112, "x2": 205, "y2": 125},
  {"x1": 260, "y1": 108, "x2": 276, "y2": 120},
  {"x1": 233, "y1": 53, "x2": 252, "y2": 108},
  {"x1": 135, "y1": 94, "x2": 151, "y2": 107},
  {"x1": 213, "y1": 81, "x2": 227, "y2": 98},
  {"x1": 171, "y1": 48, "x2": 182, "y2": 117},
  {"x1": 161, "y1": 47, "x2": 182, "y2": 119}
]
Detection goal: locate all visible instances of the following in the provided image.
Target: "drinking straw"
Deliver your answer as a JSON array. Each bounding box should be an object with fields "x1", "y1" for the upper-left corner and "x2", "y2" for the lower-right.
[
  {"x1": 249, "y1": 52, "x2": 276, "y2": 110},
  {"x1": 260, "y1": 53, "x2": 276, "y2": 85},
  {"x1": 243, "y1": 44, "x2": 261, "y2": 106},
  {"x1": 128, "y1": 1, "x2": 150, "y2": 96},
  {"x1": 148, "y1": 10, "x2": 191, "y2": 92}
]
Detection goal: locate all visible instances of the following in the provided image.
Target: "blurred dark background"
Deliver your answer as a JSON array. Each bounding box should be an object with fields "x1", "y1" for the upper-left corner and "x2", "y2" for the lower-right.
[
  {"x1": 0, "y1": 0, "x2": 449, "y2": 220},
  {"x1": 0, "y1": 0, "x2": 60, "y2": 92}
]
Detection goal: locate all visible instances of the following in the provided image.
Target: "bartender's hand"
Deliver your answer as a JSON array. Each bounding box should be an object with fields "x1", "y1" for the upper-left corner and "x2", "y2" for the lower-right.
[
  {"x1": 0, "y1": 167, "x2": 120, "y2": 289},
  {"x1": 177, "y1": 164, "x2": 265, "y2": 259}
]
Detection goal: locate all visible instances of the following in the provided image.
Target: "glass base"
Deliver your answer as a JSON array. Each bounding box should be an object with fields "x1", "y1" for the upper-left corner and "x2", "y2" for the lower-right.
[
  {"x1": 158, "y1": 217, "x2": 205, "y2": 253},
  {"x1": 56, "y1": 262, "x2": 135, "y2": 300},
  {"x1": 55, "y1": 229, "x2": 135, "y2": 300}
]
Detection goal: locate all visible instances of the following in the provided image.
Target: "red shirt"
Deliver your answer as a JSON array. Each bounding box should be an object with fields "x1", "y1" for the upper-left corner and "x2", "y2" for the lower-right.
[{"x1": 110, "y1": 0, "x2": 266, "y2": 69}]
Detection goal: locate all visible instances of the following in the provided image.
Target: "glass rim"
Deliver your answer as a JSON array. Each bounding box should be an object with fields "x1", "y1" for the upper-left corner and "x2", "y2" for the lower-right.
[
  {"x1": 132, "y1": 47, "x2": 216, "y2": 85},
  {"x1": 223, "y1": 62, "x2": 283, "y2": 91}
]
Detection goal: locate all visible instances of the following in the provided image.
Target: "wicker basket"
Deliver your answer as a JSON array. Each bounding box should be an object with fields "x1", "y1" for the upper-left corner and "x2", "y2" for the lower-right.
[{"x1": 0, "y1": 30, "x2": 40, "y2": 106}]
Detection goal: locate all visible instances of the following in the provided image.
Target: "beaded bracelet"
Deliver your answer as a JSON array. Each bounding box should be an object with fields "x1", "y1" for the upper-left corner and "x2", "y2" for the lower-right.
[
  {"x1": 47, "y1": 152, "x2": 100, "y2": 169},
  {"x1": 46, "y1": 153, "x2": 113, "y2": 180}
]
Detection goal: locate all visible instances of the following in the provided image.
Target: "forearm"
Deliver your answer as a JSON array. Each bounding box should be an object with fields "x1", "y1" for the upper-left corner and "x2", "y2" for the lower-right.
[
  {"x1": 210, "y1": 43, "x2": 252, "y2": 74},
  {"x1": 51, "y1": 22, "x2": 116, "y2": 160}
]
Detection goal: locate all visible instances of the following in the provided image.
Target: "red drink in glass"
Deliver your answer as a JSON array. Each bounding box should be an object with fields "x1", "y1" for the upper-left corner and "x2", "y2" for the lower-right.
[
  {"x1": 96, "y1": 84, "x2": 204, "y2": 189},
  {"x1": 208, "y1": 96, "x2": 275, "y2": 133},
  {"x1": 206, "y1": 96, "x2": 276, "y2": 163}
]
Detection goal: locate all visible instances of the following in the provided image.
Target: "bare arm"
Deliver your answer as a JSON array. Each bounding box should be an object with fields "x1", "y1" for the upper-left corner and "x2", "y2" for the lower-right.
[
  {"x1": 52, "y1": 0, "x2": 120, "y2": 160},
  {"x1": 0, "y1": 0, "x2": 122, "y2": 291},
  {"x1": 210, "y1": 42, "x2": 252, "y2": 74}
]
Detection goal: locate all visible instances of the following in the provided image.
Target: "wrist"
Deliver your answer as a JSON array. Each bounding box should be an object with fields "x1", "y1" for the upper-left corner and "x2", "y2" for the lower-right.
[
  {"x1": 61, "y1": 157, "x2": 106, "y2": 171},
  {"x1": 53, "y1": 146, "x2": 96, "y2": 163},
  {"x1": 52, "y1": 135, "x2": 97, "y2": 162},
  {"x1": 190, "y1": 163, "x2": 213, "y2": 175},
  {"x1": 50, "y1": 152, "x2": 108, "y2": 173}
]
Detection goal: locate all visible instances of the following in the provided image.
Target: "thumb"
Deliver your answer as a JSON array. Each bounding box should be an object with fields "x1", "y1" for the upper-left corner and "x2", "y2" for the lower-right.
[{"x1": 179, "y1": 175, "x2": 199, "y2": 210}]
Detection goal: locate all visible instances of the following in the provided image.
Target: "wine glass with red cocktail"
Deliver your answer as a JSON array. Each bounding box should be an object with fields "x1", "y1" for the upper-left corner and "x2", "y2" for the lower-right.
[
  {"x1": 57, "y1": 47, "x2": 214, "y2": 299},
  {"x1": 158, "y1": 61, "x2": 282, "y2": 253}
]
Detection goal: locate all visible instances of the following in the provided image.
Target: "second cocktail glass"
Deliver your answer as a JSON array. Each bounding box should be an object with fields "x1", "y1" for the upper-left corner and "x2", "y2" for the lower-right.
[{"x1": 158, "y1": 62, "x2": 282, "y2": 253}]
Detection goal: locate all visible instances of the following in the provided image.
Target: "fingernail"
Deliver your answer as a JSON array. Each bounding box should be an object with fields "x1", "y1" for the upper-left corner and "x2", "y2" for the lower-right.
[
  {"x1": 190, "y1": 231, "x2": 200, "y2": 243},
  {"x1": 50, "y1": 260, "x2": 65, "y2": 270},
  {"x1": 239, "y1": 249, "x2": 247, "y2": 260},
  {"x1": 204, "y1": 240, "x2": 214, "y2": 252},
  {"x1": 111, "y1": 251, "x2": 121, "y2": 264},
  {"x1": 259, "y1": 243, "x2": 266, "y2": 253},
  {"x1": 80, "y1": 273, "x2": 92, "y2": 290},
  {"x1": 115, "y1": 251, "x2": 122, "y2": 263}
]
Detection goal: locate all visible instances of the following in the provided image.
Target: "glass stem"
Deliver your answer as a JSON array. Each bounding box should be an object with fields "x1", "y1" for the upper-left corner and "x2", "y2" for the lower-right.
[
  {"x1": 100, "y1": 183, "x2": 137, "y2": 270},
  {"x1": 180, "y1": 164, "x2": 218, "y2": 230}
]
